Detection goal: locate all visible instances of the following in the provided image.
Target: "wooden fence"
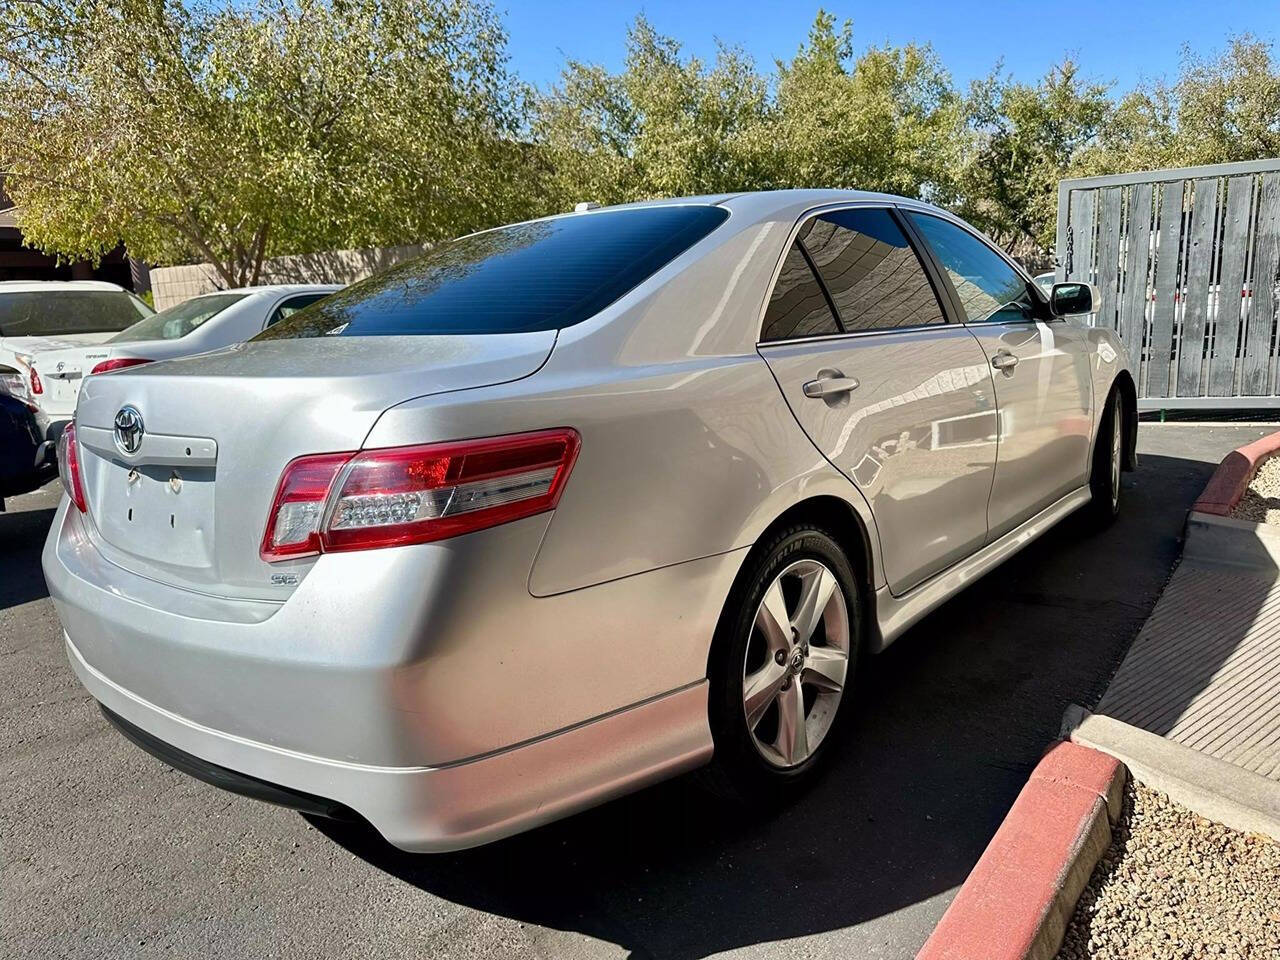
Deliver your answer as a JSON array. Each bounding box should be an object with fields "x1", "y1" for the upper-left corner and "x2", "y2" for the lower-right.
[{"x1": 1055, "y1": 159, "x2": 1280, "y2": 409}]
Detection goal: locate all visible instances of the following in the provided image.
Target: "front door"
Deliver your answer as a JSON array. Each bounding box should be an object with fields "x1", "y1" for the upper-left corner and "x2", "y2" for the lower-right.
[
  {"x1": 904, "y1": 212, "x2": 1093, "y2": 540},
  {"x1": 758, "y1": 207, "x2": 998, "y2": 595}
]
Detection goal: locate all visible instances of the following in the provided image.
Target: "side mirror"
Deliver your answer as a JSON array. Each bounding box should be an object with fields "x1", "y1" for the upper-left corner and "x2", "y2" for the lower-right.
[{"x1": 1050, "y1": 282, "x2": 1097, "y2": 317}]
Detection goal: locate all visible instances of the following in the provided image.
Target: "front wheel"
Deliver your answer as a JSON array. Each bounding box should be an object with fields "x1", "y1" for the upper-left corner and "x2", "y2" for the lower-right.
[
  {"x1": 1086, "y1": 388, "x2": 1125, "y2": 526},
  {"x1": 702, "y1": 526, "x2": 861, "y2": 800}
]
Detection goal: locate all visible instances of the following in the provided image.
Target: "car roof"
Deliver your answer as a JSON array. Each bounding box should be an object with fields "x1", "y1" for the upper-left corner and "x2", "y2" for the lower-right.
[
  {"x1": 0, "y1": 280, "x2": 129, "y2": 293},
  {"x1": 193, "y1": 284, "x2": 344, "y2": 297},
  {"x1": 558, "y1": 189, "x2": 955, "y2": 233}
]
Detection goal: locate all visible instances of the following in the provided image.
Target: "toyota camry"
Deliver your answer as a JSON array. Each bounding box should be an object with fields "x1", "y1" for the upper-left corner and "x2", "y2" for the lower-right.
[{"x1": 44, "y1": 190, "x2": 1136, "y2": 851}]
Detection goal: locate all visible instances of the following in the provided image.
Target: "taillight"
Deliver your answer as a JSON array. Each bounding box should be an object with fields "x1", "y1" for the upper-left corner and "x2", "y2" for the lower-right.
[
  {"x1": 91, "y1": 358, "x2": 152, "y2": 375},
  {"x1": 29, "y1": 365, "x2": 42, "y2": 395},
  {"x1": 57, "y1": 422, "x2": 87, "y2": 513},
  {"x1": 260, "y1": 428, "x2": 580, "y2": 562}
]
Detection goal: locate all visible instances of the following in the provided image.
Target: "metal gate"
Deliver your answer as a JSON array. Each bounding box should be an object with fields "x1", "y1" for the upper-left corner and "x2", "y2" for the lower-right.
[{"x1": 1055, "y1": 158, "x2": 1280, "y2": 410}]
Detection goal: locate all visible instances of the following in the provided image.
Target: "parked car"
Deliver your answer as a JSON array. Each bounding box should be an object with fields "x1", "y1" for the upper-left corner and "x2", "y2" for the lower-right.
[
  {"x1": 30, "y1": 285, "x2": 341, "y2": 441},
  {"x1": 44, "y1": 191, "x2": 1135, "y2": 852},
  {"x1": 1034, "y1": 271, "x2": 1055, "y2": 294},
  {"x1": 0, "y1": 281, "x2": 153, "y2": 417},
  {"x1": 0, "y1": 377, "x2": 56, "y2": 510}
]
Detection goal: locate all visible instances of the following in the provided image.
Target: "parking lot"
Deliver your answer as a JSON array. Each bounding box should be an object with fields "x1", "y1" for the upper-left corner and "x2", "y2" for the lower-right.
[{"x1": 1, "y1": 423, "x2": 1270, "y2": 960}]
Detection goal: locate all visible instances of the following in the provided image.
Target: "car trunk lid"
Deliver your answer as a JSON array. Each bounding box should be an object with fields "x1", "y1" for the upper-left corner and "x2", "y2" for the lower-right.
[{"x1": 72, "y1": 332, "x2": 555, "y2": 600}]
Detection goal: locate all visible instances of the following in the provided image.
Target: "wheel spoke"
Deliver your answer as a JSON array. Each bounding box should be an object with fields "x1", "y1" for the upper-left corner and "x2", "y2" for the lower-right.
[
  {"x1": 792, "y1": 565, "x2": 837, "y2": 645},
  {"x1": 755, "y1": 579, "x2": 792, "y2": 654},
  {"x1": 743, "y1": 660, "x2": 788, "y2": 728},
  {"x1": 802, "y1": 645, "x2": 847, "y2": 693},
  {"x1": 774, "y1": 682, "x2": 809, "y2": 764}
]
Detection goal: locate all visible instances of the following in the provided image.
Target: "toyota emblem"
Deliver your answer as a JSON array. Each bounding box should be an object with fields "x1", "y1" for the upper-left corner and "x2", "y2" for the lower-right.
[{"x1": 113, "y1": 405, "x2": 145, "y2": 456}]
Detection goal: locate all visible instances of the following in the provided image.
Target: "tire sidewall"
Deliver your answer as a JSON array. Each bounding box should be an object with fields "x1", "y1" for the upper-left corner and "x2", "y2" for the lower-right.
[
  {"x1": 1092, "y1": 391, "x2": 1122, "y2": 519},
  {"x1": 707, "y1": 526, "x2": 861, "y2": 795}
]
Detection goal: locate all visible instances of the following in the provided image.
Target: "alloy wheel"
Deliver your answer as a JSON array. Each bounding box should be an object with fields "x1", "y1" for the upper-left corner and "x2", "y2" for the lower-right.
[{"x1": 742, "y1": 558, "x2": 850, "y2": 768}]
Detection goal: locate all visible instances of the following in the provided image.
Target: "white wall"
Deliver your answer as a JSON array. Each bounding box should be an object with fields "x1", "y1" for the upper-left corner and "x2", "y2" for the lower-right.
[{"x1": 149, "y1": 244, "x2": 428, "y2": 310}]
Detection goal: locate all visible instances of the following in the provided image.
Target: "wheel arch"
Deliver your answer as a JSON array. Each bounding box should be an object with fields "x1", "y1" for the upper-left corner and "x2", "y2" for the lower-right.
[
  {"x1": 706, "y1": 494, "x2": 877, "y2": 679},
  {"x1": 1113, "y1": 369, "x2": 1138, "y2": 471}
]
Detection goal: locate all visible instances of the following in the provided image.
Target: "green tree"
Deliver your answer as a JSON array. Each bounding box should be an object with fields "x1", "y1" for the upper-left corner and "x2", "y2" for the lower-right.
[
  {"x1": 771, "y1": 12, "x2": 966, "y2": 202},
  {"x1": 1078, "y1": 35, "x2": 1280, "y2": 175},
  {"x1": 0, "y1": 0, "x2": 538, "y2": 286},
  {"x1": 960, "y1": 61, "x2": 1111, "y2": 255},
  {"x1": 535, "y1": 12, "x2": 966, "y2": 209},
  {"x1": 534, "y1": 16, "x2": 772, "y2": 207}
]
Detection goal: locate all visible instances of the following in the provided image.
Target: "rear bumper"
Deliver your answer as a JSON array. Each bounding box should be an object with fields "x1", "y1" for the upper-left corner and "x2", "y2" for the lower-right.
[
  {"x1": 70, "y1": 632, "x2": 710, "y2": 851},
  {"x1": 44, "y1": 498, "x2": 732, "y2": 850}
]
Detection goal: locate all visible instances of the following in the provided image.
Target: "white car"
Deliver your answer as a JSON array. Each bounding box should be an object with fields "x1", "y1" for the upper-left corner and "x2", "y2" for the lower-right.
[
  {"x1": 31, "y1": 284, "x2": 340, "y2": 435},
  {"x1": 0, "y1": 280, "x2": 152, "y2": 409}
]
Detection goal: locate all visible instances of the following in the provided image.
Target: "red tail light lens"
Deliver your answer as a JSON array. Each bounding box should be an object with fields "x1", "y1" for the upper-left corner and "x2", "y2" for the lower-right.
[
  {"x1": 29, "y1": 365, "x2": 42, "y2": 395},
  {"x1": 91, "y1": 358, "x2": 152, "y2": 375},
  {"x1": 260, "y1": 428, "x2": 580, "y2": 562},
  {"x1": 57, "y1": 422, "x2": 87, "y2": 513}
]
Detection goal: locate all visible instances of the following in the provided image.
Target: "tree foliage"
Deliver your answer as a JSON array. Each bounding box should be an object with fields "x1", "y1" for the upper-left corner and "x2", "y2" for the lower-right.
[
  {"x1": 534, "y1": 13, "x2": 965, "y2": 211},
  {"x1": 4, "y1": 4, "x2": 1280, "y2": 274},
  {"x1": 1076, "y1": 35, "x2": 1280, "y2": 177},
  {"x1": 958, "y1": 61, "x2": 1110, "y2": 252},
  {"x1": 0, "y1": 0, "x2": 536, "y2": 285}
]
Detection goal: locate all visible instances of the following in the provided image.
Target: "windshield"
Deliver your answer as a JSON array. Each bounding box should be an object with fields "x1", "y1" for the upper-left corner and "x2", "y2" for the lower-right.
[
  {"x1": 0, "y1": 290, "x2": 152, "y2": 338},
  {"x1": 110, "y1": 292, "x2": 249, "y2": 343},
  {"x1": 256, "y1": 205, "x2": 730, "y2": 339}
]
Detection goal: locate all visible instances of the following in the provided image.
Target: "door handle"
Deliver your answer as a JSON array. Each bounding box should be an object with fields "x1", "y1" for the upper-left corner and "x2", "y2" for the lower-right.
[
  {"x1": 803, "y1": 376, "x2": 860, "y2": 398},
  {"x1": 991, "y1": 352, "x2": 1019, "y2": 372}
]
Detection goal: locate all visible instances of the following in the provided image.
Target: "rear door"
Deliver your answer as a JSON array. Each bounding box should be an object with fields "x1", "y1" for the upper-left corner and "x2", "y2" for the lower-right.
[
  {"x1": 904, "y1": 211, "x2": 1093, "y2": 541},
  {"x1": 758, "y1": 206, "x2": 999, "y2": 595}
]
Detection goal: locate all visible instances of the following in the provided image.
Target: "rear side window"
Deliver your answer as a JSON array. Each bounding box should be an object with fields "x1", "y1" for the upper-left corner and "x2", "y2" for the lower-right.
[
  {"x1": 257, "y1": 206, "x2": 729, "y2": 339},
  {"x1": 760, "y1": 245, "x2": 841, "y2": 342},
  {"x1": 0, "y1": 291, "x2": 150, "y2": 337},
  {"x1": 109, "y1": 292, "x2": 248, "y2": 342},
  {"x1": 265, "y1": 293, "x2": 330, "y2": 328},
  {"x1": 803, "y1": 209, "x2": 945, "y2": 332}
]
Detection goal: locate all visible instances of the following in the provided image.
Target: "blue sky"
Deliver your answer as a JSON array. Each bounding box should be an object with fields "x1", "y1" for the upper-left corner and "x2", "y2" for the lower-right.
[{"x1": 502, "y1": 0, "x2": 1278, "y2": 95}]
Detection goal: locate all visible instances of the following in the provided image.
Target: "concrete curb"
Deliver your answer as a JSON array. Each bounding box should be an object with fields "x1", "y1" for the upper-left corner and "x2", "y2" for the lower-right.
[
  {"x1": 916, "y1": 742, "x2": 1125, "y2": 960},
  {"x1": 1191, "y1": 429, "x2": 1280, "y2": 515},
  {"x1": 1064, "y1": 706, "x2": 1280, "y2": 842}
]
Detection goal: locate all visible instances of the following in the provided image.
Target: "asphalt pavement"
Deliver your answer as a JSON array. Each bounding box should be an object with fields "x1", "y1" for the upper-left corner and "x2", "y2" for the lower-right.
[{"x1": 1, "y1": 423, "x2": 1271, "y2": 959}]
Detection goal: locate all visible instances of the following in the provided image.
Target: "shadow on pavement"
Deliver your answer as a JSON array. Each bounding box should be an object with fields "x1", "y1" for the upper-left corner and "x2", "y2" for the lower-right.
[
  {"x1": 0, "y1": 506, "x2": 54, "y2": 610},
  {"x1": 315, "y1": 450, "x2": 1220, "y2": 959}
]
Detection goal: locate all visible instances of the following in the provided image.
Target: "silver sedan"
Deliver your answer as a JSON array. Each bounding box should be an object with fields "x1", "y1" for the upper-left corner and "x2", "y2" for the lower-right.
[{"x1": 44, "y1": 190, "x2": 1135, "y2": 851}]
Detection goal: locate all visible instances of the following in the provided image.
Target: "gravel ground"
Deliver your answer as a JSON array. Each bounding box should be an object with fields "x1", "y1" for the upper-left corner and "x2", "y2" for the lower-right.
[
  {"x1": 1231, "y1": 454, "x2": 1280, "y2": 524},
  {"x1": 1058, "y1": 781, "x2": 1280, "y2": 959}
]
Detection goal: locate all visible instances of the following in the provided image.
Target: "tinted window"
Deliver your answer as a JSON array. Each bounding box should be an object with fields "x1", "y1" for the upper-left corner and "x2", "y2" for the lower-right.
[
  {"x1": 908, "y1": 214, "x2": 1031, "y2": 323},
  {"x1": 0, "y1": 291, "x2": 151, "y2": 337},
  {"x1": 266, "y1": 293, "x2": 330, "y2": 328},
  {"x1": 257, "y1": 206, "x2": 729, "y2": 339},
  {"x1": 802, "y1": 209, "x2": 945, "y2": 332},
  {"x1": 760, "y1": 244, "x2": 840, "y2": 342},
  {"x1": 109, "y1": 293, "x2": 248, "y2": 342}
]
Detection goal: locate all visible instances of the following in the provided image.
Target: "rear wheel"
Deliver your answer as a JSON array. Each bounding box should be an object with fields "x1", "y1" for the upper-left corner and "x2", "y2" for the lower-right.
[
  {"x1": 1087, "y1": 388, "x2": 1124, "y2": 525},
  {"x1": 703, "y1": 526, "x2": 861, "y2": 800}
]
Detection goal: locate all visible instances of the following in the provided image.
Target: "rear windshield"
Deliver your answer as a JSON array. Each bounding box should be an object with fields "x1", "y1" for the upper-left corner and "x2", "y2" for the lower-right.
[
  {"x1": 0, "y1": 291, "x2": 152, "y2": 337},
  {"x1": 256, "y1": 205, "x2": 729, "y2": 339},
  {"x1": 110, "y1": 292, "x2": 248, "y2": 343}
]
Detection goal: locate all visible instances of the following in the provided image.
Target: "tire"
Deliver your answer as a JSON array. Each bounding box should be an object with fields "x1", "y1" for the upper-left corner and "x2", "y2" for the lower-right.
[
  {"x1": 701, "y1": 525, "x2": 862, "y2": 801},
  {"x1": 1087, "y1": 387, "x2": 1124, "y2": 526}
]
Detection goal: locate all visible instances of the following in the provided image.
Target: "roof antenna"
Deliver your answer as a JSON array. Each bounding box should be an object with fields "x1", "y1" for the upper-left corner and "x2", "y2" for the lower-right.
[{"x1": 574, "y1": 201, "x2": 602, "y2": 212}]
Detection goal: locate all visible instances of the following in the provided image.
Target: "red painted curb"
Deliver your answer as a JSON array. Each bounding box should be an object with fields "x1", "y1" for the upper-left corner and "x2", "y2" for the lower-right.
[
  {"x1": 1192, "y1": 429, "x2": 1280, "y2": 516},
  {"x1": 917, "y1": 742, "x2": 1125, "y2": 960}
]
